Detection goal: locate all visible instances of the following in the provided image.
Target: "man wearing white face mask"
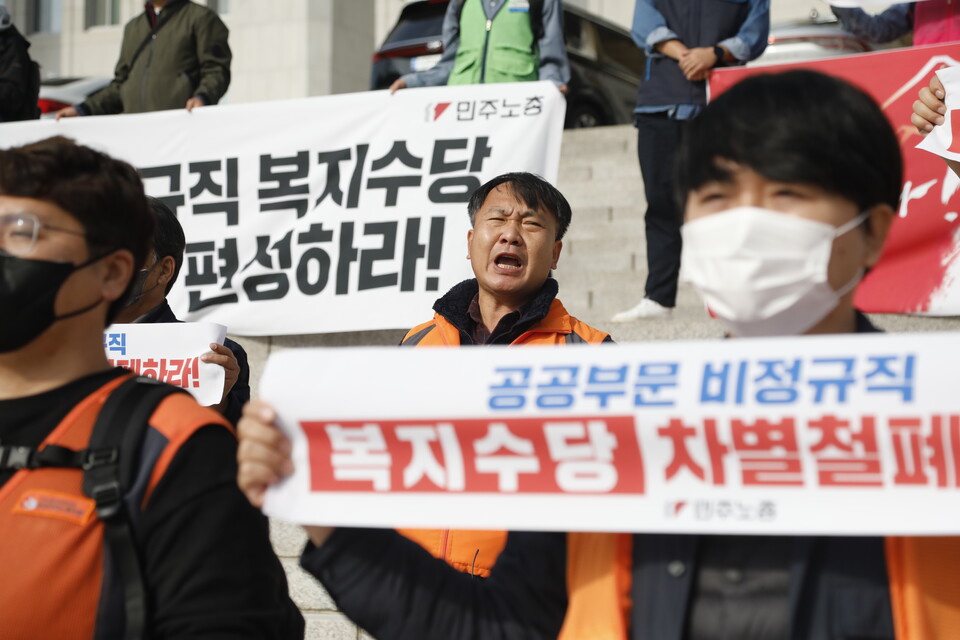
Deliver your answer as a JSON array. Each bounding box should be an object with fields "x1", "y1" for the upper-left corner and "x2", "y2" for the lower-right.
[
  {"x1": 662, "y1": 69, "x2": 959, "y2": 639},
  {"x1": 678, "y1": 71, "x2": 895, "y2": 339}
]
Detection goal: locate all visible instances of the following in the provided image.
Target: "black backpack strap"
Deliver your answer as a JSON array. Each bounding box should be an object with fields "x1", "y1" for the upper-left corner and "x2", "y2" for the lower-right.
[{"x1": 82, "y1": 375, "x2": 186, "y2": 640}]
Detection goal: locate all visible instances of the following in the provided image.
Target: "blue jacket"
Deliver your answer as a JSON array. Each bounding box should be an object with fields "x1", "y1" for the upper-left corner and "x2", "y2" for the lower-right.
[
  {"x1": 832, "y1": 4, "x2": 912, "y2": 44},
  {"x1": 632, "y1": 0, "x2": 770, "y2": 118}
]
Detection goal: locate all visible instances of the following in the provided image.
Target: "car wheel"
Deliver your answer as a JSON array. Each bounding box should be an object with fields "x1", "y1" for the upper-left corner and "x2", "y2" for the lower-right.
[{"x1": 567, "y1": 101, "x2": 606, "y2": 129}]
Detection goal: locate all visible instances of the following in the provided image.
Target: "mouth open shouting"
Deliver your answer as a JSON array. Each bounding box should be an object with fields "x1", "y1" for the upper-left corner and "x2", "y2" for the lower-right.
[{"x1": 494, "y1": 252, "x2": 524, "y2": 272}]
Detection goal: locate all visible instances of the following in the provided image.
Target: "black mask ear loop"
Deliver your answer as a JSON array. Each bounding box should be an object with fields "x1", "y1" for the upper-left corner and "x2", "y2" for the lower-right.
[
  {"x1": 51, "y1": 250, "x2": 116, "y2": 322},
  {"x1": 137, "y1": 262, "x2": 164, "y2": 300}
]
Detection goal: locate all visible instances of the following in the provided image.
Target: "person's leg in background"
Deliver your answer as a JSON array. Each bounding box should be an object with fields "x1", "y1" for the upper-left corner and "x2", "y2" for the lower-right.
[{"x1": 613, "y1": 112, "x2": 684, "y2": 321}]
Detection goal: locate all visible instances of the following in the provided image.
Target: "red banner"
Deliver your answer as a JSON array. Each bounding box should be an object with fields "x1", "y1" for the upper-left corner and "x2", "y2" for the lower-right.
[
  {"x1": 302, "y1": 416, "x2": 646, "y2": 494},
  {"x1": 709, "y1": 43, "x2": 960, "y2": 314}
]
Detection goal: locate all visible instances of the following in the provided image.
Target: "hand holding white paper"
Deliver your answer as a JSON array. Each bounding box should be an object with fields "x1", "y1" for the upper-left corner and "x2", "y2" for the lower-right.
[
  {"x1": 917, "y1": 66, "x2": 960, "y2": 162},
  {"x1": 103, "y1": 322, "x2": 228, "y2": 405}
]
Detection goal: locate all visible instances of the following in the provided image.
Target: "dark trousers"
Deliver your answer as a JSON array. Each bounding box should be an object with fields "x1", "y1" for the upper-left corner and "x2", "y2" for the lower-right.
[{"x1": 636, "y1": 113, "x2": 685, "y2": 307}]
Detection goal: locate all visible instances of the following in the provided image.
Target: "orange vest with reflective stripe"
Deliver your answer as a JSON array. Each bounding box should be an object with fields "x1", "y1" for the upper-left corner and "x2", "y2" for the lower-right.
[
  {"x1": 886, "y1": 537, "x2": 960, "y2": 639},
  {"x1": 397, "y1": 298, "x2": 628, "y2": 637},
  {"x1": 0, "y1": 374, "x2": 229, "y2": 640},
  {"x1": 558, "y1": 534, "x2": 960, "y2": 640}
]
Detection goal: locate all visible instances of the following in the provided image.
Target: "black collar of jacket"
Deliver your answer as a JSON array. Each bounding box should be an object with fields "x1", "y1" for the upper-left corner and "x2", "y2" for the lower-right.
[
  {"x1": 135, "y1": 299, "x2": 180, "y2": 324},
  {"x1": 433, "y1": 278, "x2": 560, "y2": 345},
  {"x1": 854, "y1": 309, "x2": 881, "y2": 333}
]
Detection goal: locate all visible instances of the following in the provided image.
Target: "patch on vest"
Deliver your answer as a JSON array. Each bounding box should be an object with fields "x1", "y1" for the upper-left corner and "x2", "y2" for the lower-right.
[
  {"x1": 508, "y1": 0, "x2": 531, "y2": 11},
  {"x1": 13, "y1": 490, "x2": 95, "y2": 525}
]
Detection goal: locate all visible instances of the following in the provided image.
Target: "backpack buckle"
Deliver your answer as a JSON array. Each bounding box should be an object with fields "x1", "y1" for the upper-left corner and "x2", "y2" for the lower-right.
[
  {"x1": 91, "y1": 481, "x2": 123, "y2": 519},
  {"x1": 82, "y1": 448, "x2": 119, "y2": 470}
]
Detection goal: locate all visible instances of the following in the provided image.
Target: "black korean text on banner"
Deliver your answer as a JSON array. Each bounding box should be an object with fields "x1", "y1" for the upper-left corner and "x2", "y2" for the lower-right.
[
  {"x1": 0, "y1": 83, "x2": 566, "y2": 334},
  {"x1": 140, "y1": 136, "x2": 494, "y2": 312}
]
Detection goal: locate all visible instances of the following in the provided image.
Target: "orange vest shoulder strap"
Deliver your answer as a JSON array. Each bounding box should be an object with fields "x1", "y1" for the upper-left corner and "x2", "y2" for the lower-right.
[
  {"x1": 402, "y1": 314, "x2": 462, "y2": 347},
  {"x1": 886, "y1": 536, "x2": 960, "y2": 639},
  {"x1": 140, "y1": 390, "x2": 230, "y2": 503},
  {"x1": 559, "y1": 532, "x2": 632, "y2": 640},
  {"x1": 569, "y1": 317, "x2": 612, "y2": 344}
]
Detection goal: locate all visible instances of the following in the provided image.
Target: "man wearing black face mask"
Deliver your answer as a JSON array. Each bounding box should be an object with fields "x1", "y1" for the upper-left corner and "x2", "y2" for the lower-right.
[
  {"x1": 0, "y1": 136, "x2": 303, "y2": 639},
  {"x1": 115, "y1": 197, "x2": 249, "y2": 427}
]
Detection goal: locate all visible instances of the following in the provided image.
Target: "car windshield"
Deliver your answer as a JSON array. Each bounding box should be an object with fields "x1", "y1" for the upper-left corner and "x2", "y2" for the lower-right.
[{"x1": 383, "y1": 1, "x2": 446, "y2": 47}]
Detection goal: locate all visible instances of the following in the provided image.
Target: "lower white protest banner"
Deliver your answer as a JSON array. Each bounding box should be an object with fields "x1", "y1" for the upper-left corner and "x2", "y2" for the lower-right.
[
  {"x1": 262, "y1": 333, "x2": 960, "y2": 536},
  {"x1": 104, "y1": 322, "x2": 227, "y2": 406},
  {"x1": 0, "y1": 82, "x2": 565, "y2": 336}
]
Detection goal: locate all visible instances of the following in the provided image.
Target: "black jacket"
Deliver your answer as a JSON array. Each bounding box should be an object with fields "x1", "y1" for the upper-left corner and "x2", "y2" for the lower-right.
[{"x1": 0, "y1": 24, "x2": 37, "y2": 121}]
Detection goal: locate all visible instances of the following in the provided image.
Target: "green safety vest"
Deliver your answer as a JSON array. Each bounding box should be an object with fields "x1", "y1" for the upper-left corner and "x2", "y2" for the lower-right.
[{"x1": 448, "y1": 0, "x2": 539, "y2": 85}]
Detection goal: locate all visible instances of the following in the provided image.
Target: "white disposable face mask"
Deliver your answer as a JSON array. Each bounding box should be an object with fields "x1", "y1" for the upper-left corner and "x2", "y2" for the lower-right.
[{"x1": 680, "y1": 206, "x2": 869, "y2": 337}]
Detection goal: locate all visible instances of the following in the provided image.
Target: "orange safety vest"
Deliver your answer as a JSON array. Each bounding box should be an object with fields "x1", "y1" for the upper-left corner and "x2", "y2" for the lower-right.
[
  {"x1": 0, "y1": 374, "x2": 230, "y2": 640},
  {"x1": 397, "y1": 298, "x2": 628, "y2": 637},
  {"x1": 558, "y1": 534, "x2": 960, "y2": 640}
]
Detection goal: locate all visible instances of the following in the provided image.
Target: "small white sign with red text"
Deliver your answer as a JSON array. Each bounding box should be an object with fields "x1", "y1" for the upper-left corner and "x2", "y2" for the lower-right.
[
  {"x1": 261, "y1": 333, "x2": 960, "y2": 535},
  {"x1": 103, "y1": 322, "x2": 227, "y2": 406}
]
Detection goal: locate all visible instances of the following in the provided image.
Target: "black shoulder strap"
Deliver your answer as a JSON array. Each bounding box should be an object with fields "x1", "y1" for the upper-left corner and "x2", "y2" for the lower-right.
[
  {"x1": 82, "y1": 376, "x2": 186, "y2": 640},
  {"x1": 122, "y1": 1, "x2": 188, "y2": 83}
]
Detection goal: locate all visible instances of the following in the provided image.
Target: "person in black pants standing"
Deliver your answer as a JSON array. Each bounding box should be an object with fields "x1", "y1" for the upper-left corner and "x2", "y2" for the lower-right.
[{"x1": 612, "y1": 0, "x2": 770, "y2": 322}]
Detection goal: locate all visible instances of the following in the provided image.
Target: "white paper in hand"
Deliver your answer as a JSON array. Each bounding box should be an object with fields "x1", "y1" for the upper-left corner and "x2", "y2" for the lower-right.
[{"x1": 917, "y1": 66, "x2": 960, "y2": 162}]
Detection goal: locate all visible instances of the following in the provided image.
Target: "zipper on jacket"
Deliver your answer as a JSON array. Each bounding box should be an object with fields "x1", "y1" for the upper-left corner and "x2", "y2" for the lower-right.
[{"x1": 479, "y1": 18, "x2": 493, "y2": 83}]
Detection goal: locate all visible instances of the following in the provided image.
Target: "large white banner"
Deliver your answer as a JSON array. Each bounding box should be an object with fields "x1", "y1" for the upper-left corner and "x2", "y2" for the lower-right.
[
  {"x1": 262, "y1": 333, "x2": 960, "y2": 536},
  {"x1": 103, "y1": 322, "x2": 227, "y2": 405},
  {"x1": 0, "y1": 83, "x2": 566, "y2": 335}
]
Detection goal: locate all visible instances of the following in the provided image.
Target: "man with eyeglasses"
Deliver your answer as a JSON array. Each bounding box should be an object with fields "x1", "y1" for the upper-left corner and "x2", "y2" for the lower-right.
[{"x1": 0, "y1": 136, "x2": 303, "y2": 639}]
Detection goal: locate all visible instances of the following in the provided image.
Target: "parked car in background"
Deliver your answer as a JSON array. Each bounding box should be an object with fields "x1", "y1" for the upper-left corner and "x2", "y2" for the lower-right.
[
  {"x1": 753, "y1": 18, "x2": 872, "y2": 67},
  {"x1": 38, "y1": 76, "x2": 111, "y2": 118},
  {"x1": 371, "y1": 0, "x2": 645, "y2": 129}
]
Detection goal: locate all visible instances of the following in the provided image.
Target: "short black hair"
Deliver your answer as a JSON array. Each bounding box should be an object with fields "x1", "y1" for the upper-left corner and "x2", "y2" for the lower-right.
[
  {"x1": 0, "y1": 136, "x2": 153, "y2": 325},
  {"x1": 147, "y1": 197, "x2": 185, "y2": 294},
  {"x1": 467, "y1": 172, "x2": 572, "y2": 240},
  {"x1": 676, "y1": 70, "x2": 902, "y2": 213}
]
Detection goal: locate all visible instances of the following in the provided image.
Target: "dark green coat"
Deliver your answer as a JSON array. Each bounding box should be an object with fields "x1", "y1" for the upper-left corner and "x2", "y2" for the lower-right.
[{"x1": 82, "y1": 0, "x2": 230, "y2": 115}]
